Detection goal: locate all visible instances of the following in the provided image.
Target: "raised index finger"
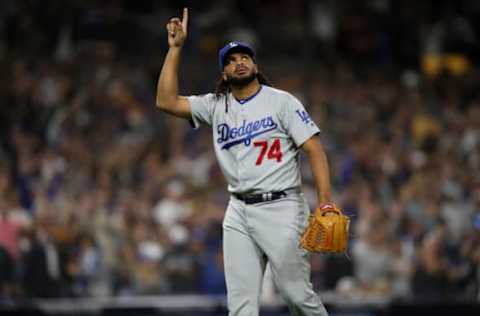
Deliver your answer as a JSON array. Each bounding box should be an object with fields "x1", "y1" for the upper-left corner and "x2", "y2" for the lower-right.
[{"x1": 181, "y1": 8, "x2": 188, "y2": 31}]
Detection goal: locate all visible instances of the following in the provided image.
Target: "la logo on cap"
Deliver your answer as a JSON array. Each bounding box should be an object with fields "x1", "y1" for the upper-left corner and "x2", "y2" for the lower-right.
[{"x1": 229, "y1": 42, "x2": 237, "y2": 47}]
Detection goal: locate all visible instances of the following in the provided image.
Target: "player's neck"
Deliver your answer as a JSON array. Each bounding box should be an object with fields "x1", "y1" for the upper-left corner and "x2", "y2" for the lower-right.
[{"x1": 230, "y1": 79, "x2": 261, "y2": 101}]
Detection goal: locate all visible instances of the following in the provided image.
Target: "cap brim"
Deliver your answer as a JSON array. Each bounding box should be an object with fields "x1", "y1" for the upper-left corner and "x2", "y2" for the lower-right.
[{"x1": 221, "y1": 46, "x2": 255, "y2": 69}]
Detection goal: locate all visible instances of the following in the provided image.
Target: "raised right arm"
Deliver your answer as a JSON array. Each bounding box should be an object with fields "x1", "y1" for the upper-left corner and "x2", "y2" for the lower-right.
[{"x1": 155, "y1": 8, "x2": 191, "y2": 119}]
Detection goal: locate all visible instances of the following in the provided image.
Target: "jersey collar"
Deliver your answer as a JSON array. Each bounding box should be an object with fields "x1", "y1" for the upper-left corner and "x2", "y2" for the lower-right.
[{"x1": 234, "y1": 85, "x2": 263, "y2": 105}]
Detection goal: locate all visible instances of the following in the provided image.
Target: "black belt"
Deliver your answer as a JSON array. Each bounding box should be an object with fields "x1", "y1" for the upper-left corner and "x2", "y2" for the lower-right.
[{"x1": 233, "y1": 191, "x2": 287, "y2": 204}]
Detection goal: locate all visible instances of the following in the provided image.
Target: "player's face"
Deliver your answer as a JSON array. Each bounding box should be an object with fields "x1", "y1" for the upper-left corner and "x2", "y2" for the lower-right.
[{"x1": 222, "y1": 52, "x2": 258, "y2": 87}]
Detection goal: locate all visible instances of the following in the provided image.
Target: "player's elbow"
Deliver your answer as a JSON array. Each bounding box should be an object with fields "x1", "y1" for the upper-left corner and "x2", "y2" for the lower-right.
[
  {"x1": 301, "y1": 136, "x2": 324, "y2": 156},
  {"x1": 155, "y1": 94, "x2": 175, "y2": 111},
  {"x1": 155, "y1": 100, "x2": 168, "y2": 111}
]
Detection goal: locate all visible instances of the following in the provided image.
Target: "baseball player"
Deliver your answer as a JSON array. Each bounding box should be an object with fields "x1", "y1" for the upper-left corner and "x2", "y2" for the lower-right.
[{"x1": 156, "y1": 8, "x2": 332, "y2": 316}]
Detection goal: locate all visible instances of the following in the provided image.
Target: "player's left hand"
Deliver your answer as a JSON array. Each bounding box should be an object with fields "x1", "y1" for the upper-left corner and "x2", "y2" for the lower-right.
[{"x1": 300, "y1": 203, "x2": 350, "y2": 253}]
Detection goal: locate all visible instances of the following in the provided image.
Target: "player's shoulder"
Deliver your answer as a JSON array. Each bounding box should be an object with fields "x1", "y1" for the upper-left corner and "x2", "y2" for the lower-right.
[
  {"x1": 263, "y1": 85, "x2": 292, "y2": 98},
  {"x1": 189, "y1": 92, "x2": 222, "y2": 105},
  {"x1": 263, "y1": 86, "x2": 303, "y2": 105},
  {"x1": 264, "y1": 86, "x2": 299, "y2": 99},
  {"x1": 196, "y1": 92, "x2": 217, "y2": 100}
]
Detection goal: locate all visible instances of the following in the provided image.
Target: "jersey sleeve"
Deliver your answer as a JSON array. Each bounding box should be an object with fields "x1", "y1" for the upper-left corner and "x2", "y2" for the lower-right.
[
  {"x1": 187, "y1": 93, "x2": 216, "y2": 128},
  {"x1": 281, "y1": 94, "x2": 320, "y2": 147}
]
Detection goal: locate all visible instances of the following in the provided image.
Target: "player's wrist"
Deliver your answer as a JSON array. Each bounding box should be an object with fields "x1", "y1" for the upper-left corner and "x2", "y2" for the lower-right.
[
  {"x1": 169, "y1": 45, "x2": 184, "y2": 51},
  {"x1": 318, "y1": 202, "x2": 338, "y2": 212}
]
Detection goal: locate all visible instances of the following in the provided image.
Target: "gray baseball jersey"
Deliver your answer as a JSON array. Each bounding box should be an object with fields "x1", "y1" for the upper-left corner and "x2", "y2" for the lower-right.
[{"x1": 187, "y1": 85, "x2": 320, "y2": 194}]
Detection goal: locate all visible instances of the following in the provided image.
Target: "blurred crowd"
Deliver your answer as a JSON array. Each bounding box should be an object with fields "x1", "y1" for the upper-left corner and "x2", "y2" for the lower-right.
[{"x1": 1, "y1": 0, "x2": 480, "y2": 304}]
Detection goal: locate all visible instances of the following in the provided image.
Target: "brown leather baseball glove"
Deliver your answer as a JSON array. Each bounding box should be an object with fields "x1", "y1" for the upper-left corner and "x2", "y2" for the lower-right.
[{"x1": 300, "y1": 203, "x2": 350, "y2": 253}]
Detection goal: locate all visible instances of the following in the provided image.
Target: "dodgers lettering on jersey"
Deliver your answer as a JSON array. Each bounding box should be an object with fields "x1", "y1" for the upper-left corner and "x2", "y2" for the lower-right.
[
  {"x1": 217, "y1": 116, "x2": 277, "y2": 149},
  {"x1": 188, "y1": 85, "x2": 320, "y2": 194}
]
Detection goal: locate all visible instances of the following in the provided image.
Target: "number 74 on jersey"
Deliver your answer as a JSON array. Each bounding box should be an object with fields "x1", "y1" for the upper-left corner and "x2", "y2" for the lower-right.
[{"x1": 254, "y1": 139, "x2": 282, "y2": 165}]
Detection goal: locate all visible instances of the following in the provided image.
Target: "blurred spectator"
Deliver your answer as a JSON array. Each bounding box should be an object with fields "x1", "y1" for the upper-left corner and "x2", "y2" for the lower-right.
[
  {"x1": 0, "y1": 245, "x2": 14, "y2": 301},
  {"x1": 412, "y1": 225, "x2": 450, "y2": 301},
  {"x1": 67, "y1": 234, "x2": 103, "y2": 297},
  {"x1": 196, "y1": 220, "x2": 226, "y2": 295},
  {"x1": 162, "y1": 225, "x2": 199, "y2": 293},
  {"x1": 0, "y1": 205, "x2": 22, "y2": 261},
  {"x1": 153, "y1": 179, "x2": 192, "y2": 227},
  {"x1": 198, "y1": 247, "x2": 227, "y2": 295},
  {"x1": 20, "y1": 224, "x2": 62, "y2": 298},
  {"x1": 352, "y1": 219, "x2": 393, "y2": 296}
]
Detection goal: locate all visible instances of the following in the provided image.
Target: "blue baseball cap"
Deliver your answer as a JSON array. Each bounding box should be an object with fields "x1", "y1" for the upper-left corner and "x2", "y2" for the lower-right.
[{"x1": 218, "y1": 41, "x2": 256, "y2": 71}]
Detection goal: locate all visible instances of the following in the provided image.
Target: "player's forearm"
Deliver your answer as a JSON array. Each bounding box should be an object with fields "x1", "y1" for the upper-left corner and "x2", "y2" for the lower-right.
[
  {"x1": 303, "y1": 139, "x2": 332, "y2": 204},
  {"x1": 156, "y1": 47, "x2": 182, "y2": 110}
]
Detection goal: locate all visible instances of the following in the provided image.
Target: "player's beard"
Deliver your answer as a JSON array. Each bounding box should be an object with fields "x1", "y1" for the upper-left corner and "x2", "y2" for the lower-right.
[{"x1": 226, "y1": 71, "x2": 257, "y2": 88}]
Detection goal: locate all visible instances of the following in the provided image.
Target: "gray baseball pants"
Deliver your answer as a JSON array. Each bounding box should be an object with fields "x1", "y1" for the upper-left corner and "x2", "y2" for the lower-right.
[{"x1": 222, "y1": 193, "x2": 329, "y2": 316}]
